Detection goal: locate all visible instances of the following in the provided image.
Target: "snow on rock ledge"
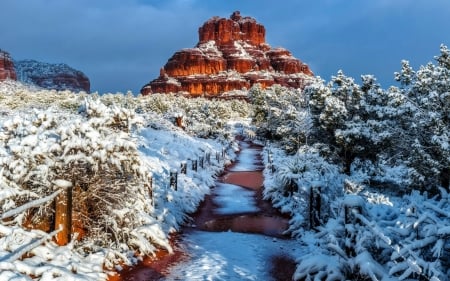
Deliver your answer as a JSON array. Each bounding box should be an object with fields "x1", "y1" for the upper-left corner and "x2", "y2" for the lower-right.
[
  {"x1": 15, "y1": 59, "x2": 90, "y2": 93},
  {"x1": 141, "y1": 11, "x2": 313, "y2": 96}
]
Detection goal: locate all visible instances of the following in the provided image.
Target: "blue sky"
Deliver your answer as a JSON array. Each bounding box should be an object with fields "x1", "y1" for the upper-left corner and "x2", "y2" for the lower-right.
[{"x1": 1, "y1": 0, "x2": 449, "y2": 93}]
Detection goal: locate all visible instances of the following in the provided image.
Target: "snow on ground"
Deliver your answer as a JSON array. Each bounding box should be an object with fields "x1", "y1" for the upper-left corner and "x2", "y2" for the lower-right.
[
  {"x1": 166, "y1": 230, "x2": 303, "y2": 281},
  {"x1": 0, "y1": 225, "x2": 108, "y2": 280},
  {"x1": 212, "y1": 183, "x2": 259, "y2": 215},
  {"x1": 227, "y1": 142, "x2": 263, "y2": 172},
  {"x1": 138, "y1": 126, "x2": 234, "y2": 235}
]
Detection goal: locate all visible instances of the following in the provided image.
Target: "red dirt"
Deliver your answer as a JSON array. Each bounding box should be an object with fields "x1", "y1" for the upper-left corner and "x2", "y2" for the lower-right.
[
  {"x1": 220, "y1": 171, "x2": 263, "y2": 190},
  {"x1": 269, "y1": 254, "x2": 298, "y2": 280},
  {"x1": 202, "y1": 214, "x2": 289, "y2": 237},
  {"x1": 108, "y1": 235, "x2": 185, "y2": 281}
]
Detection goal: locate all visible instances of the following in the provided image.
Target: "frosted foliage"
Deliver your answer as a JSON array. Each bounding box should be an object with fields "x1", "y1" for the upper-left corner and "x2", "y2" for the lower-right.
[
  {"x1": 289, "y1": 188, "x2": 450, "y2": 280},
  {"x1": 0, "y1": 80, "x2": 87, "y2": 111},
  {"x1": 263, "y1": 146, "x2": 343, "y2": 237},
  {"x1": 249, "y1": 84, "x2": 312, "y2": 153},
  {"x1": 387, "y1": 190, "x2": 450, "y2": 280},
  {"x1": 0, "y1": 225, "x2": 107, "y2": 280},
  {"x1": 304, "y1": 46, "x2": 450, "y2": 192},
  {"x1": 0, "y1": 98, "x2": 159, "y2": 255},
  {"x1": 136, "y1": 93, "x2": 250, "y2": 139}
]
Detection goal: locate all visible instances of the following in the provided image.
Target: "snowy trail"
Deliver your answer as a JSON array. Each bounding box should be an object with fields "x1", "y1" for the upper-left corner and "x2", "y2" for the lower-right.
[
  {"x1": 227, "y1": 142, "x2": 264, "y2": 172},
  {"x1": 120, "y1": 140, "x2": 300, "y2": 281},
  {"x1": 164, "y1": 142, "x2": 299, "y2": 280},
  {"x1": 166, "y1": 231, "x2": 301, "y2": 280}
]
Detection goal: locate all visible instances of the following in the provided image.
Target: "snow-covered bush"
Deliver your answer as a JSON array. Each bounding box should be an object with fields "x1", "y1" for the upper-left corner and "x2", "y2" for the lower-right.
[
  {"x1": 137, "y1": 93, "x2": 251, "y2": 139},
  {"x1": 293, "y1": 191, "x2": 392, "y2": 281},
  {"x1": 263, "y1": 145, "x2": 344, "y2": 237},
  {"x1": 294, "y1": 189, "x2": 450, "y2": 281},
  {"x1": 0, "y1": 97, "x2": 162, "y2": 256},
  {"x1": 0, "y1": 80, "x2": 87, "y2": 112},
  {"x1": 388, "y1": 189, "x2": 450, "y2": 280}
]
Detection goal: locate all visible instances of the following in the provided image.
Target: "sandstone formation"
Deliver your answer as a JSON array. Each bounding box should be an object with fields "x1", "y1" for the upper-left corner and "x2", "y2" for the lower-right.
[
  {"x1": 0, "y1": 50, "x2": 17, "y2": 81},
  {"x1": 141, "y1": 11, "x2": 313, "y2": 96},
  {"x1": 15, "y1": 60, "x2": 90, "y2": 93}
]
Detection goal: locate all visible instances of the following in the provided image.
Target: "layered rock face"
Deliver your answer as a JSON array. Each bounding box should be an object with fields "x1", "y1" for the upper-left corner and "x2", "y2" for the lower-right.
[
  {"x1": 141, "y1": 11, "x2": 313, "y2": 96},
  {"x1": 0, "y1": 50, "x2": 17, "y2": 81},
  {"x1": 15, "y1": 60, "x2": 90, "y2": 93}
]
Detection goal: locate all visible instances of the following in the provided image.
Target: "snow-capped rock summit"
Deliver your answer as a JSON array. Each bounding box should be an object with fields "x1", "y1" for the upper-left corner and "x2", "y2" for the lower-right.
[
  {"x1": 0, "y1": 50, "x2": 17, "y2": 81},
  {"x1": 141, "y1": 11, "x2": 313, "y2": 96},
  {"x1": 15, "y1": 60, "x2": 90, "y2": 93}
]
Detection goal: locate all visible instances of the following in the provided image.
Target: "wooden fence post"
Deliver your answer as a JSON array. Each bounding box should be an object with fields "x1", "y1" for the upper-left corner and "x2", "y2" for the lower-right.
[
  {"x1": 55, "y1": 187, "x2": 72, "y2": 246},
  {"x1": 268, "y1": 151, "x2": 275, "y2": 173},
  {"x1": 170, "y1": 170, "x2": 178, "y2": 191},
  {"x1": 148, "y1": 176, "x2": 153, "y2": 206},
  {"x1": 199, "y1": 157, "x2": 204, "y2": 169},
  {"x1": 343, "y1": 195, "x2": 364, "y2": 257},
  {"x1": 192, "y1": 159, "x2": 198, "y2": 172},
  {"x1": 309, "y1": 186, "x2": 321, "y2": 230},
  {"x1": 180, "y1": 161, "x2": 187, "y2": 174},
  {"x1": 206, "y1": 152, "x2": 211, "y2": 165},
  {"x1": 175, "y1": 116, "x2": 183, "y2": 128}
]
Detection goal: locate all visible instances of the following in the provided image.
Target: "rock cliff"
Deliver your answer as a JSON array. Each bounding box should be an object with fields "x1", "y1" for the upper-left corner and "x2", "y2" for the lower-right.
[
  {"x1": 141, "y1": 11, "x2": 313, "y2": 96},
  {"x1": 0, "y1": 50, "x2": 17, "y2": 81},
  {"x1": 15, "y1": 60, "x2": 90, "y2": 93}
]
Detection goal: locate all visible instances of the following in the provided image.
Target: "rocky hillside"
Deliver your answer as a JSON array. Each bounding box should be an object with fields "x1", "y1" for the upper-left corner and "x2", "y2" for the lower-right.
[
  {"x1": 0, "y1": 50, "x2": 17, "y2": 81},
  {"x1": 15, "y1": 60, "x2": 90, "y2": 93},
  {"x1": 141, "y1": 11, "x2": 313, "y2": 96}
]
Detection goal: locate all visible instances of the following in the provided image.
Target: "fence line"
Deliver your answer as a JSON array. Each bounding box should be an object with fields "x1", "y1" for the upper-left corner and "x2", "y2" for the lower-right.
[{"x1": 1, "y1": 148, "x2": 228, "y2": 246}]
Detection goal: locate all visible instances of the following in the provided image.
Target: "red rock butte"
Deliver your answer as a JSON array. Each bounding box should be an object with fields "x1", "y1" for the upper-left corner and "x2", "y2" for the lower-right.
[
  {"x1": 141, "y1": 11, "x2": 313, "y2": 96},
  {"x1": 0, "y1": 50, "x2": 17, "y2": 81}
]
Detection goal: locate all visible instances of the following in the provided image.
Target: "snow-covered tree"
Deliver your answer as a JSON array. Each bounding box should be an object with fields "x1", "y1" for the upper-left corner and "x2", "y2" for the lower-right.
[
  {"x1": 249, "y1": 84, "x2": 312, "y2": 153},
  {"x1": 304, "y1": 46, "x2": 450, "y2": 193},
  {"x1": 391, "y1": 45, "x2": 450, "y2": 191}
]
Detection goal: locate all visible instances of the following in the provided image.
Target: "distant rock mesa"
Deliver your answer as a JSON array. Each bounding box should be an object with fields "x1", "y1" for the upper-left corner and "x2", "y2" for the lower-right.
[
  {"x1": 15, "y1": 60, "x2": 90, "y2": 93},
  {"x1": 141, "y1": 11, "x2": 313, "y2": 96},
  {"x1": 0, "y1": 50, "x2": 17, "y2": 81}
]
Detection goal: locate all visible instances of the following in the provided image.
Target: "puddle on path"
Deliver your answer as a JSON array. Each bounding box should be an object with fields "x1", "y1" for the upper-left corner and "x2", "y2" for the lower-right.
[{"x1": 194, "y1": 169, "x2": 290, "y2": 237}]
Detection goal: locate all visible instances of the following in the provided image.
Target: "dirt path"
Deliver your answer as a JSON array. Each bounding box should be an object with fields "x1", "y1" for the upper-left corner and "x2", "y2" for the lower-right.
[{"x1": 112, "y1": 141, "x2": 297, "y2": 281}]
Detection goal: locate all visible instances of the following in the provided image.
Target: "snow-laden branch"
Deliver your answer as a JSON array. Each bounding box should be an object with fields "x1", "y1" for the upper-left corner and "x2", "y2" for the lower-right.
[
  {"x1": 355, "y1": 213, "x2": 392, "y2": 245},
  {"x1": 423, "y1": 202, "x2": 450, "y2": 218},
  {"x1": 0, "y1": 227, "x2": 60, "y2": 263},
  {"x1": 1, "y1": 189, "x2": 62, "y2": 220}
]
